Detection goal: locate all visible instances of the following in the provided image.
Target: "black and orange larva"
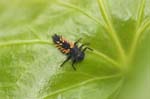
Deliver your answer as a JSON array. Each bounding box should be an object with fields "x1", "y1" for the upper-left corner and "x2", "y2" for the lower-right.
[{"x1": 52, "y1": 34, "x2": 92, "y2": 70}]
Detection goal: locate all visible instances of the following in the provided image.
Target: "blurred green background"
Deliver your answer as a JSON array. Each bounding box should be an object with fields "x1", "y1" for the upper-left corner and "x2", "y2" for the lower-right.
[{"x1": 0, "y1": 0, "x2": 150, "y2": 99}]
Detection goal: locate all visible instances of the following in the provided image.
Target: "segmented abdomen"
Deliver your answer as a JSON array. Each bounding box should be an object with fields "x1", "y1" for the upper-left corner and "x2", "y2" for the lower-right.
[{"x1": 52, "y1": 34, "x2": 74, "y2": 54}]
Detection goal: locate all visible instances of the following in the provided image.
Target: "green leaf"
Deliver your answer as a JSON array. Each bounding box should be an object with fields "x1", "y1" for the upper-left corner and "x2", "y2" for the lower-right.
[{"x1": 0, "y1": 0, "x2": 150, "y2": 99}]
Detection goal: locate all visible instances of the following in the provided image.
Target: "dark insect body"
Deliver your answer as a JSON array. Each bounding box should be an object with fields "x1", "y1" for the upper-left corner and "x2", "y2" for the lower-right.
[{"x1": 52, "y1": 34, "x2": 92, "y2": 70}]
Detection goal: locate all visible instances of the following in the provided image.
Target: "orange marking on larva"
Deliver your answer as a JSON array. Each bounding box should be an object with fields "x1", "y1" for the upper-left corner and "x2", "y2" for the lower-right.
[
  {"x1": 64, "y1": 49, "x2": 70, "y2": 53},
  {"x1": 60, "y1": 37, "x2": 64, "y2": 42},
  {"x1": 63, "y1": 51, "x2": 67, "y2": 53},
  {"x1": 60, "y1": 48, "x2": 64, "y2": 51},
  {"x1": 62, "y1": 37, "x2": 68, "y2": 43},
  {"x1": 63, "y1": 49, "x2": 70, "y2": 54},
  {"x1": 70, "y1": 42, "x2": 74, "y2": 48},
  {"x1": 62, "y1": 50, "x2": 66, "y2": 53}
]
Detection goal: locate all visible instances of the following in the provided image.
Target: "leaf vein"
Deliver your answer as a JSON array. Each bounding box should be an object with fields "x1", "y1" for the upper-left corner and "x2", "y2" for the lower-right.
[
  {"x1": 97, "y1": 0, "x2": 126, "y2": 62},
  {"x1": 41, "y1": 74, "x2": 122, "y2": 99},
  {"x1": 136, "y1": 0, "x2": 146, "y2": 29},
  {"x1": 0, "y1": 40, "x2": 52, "y2": 47}
]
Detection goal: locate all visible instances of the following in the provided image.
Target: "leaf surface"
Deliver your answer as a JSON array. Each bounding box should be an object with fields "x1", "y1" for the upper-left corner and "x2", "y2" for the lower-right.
[{"x1": 0, "y1": 0, "x2": 149, "y2": 99}]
